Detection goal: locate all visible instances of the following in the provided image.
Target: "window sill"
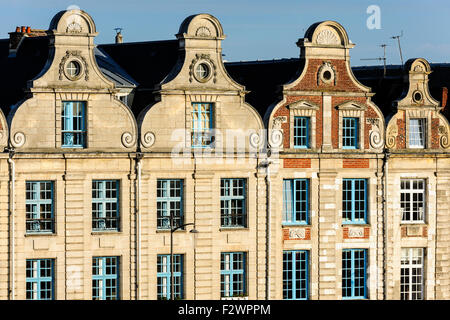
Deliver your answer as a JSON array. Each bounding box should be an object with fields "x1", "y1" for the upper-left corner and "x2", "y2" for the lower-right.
[
  {"x1": 400, "y1": 222, "x2": 427, "y2": 226},
  {"x1": 219, "y1": 227, "x2": 248, "y2": 231},
  {"x1": 282, "y1": 223, "x2": 310, "y2": 227},
  {"x1": 24, "y1": 232, "x2": 56, "y2": 237},
  {"x1": 341, "y1": 223, "x2": 369, "y2": 226},
  {"x1": 155, "y1": 229, "x2": 187, "y2": 233},
  {"x1": 221, "y1": 296, "x2": 248, "y2": 300},
  {"x1": 91, "y1": 230, "x2": 121, "y2": 235}
]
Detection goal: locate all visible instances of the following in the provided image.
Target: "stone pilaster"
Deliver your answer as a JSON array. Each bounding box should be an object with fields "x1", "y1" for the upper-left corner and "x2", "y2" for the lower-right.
[{"x1": 317, "y1": 170, "x2": 338, "y2": 299}]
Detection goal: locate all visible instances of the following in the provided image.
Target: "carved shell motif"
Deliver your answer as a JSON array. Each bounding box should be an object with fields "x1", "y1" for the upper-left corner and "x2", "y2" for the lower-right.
[
  {"x1": 316, "y1": 29, "x2": 340, "y2": 45},
  {"x1": 195, "y1": 26, "x2": 212, "y2": 37}
]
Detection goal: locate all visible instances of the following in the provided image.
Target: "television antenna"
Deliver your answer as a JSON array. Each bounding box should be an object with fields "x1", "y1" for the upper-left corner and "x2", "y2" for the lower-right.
[
  {"x1": 391, "y1": 31, "x2": 404, "y2": 67},
  {"x1": 360, "y1": 44, "x2": 388, "y2": 77}
]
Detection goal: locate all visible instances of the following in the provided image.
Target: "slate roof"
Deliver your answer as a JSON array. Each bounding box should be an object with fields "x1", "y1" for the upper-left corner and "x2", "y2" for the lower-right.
[
  {"x1": 1, "y1": 33, "x2": 449, "y2": 123},
  {"x1": 0, "y1": 36, "x2": 138, "y2": 116}
]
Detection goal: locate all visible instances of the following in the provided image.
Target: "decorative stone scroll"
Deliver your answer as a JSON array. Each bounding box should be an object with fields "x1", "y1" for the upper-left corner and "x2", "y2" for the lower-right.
[
  {"x1": 11, "y1": 132, "x2": 26, "y2": 147},
  {"x1": 439, "y1": 125, "x2": 450, "y2": 148},
  {"x1": 366, "y1": 118, "x2": 383, "y2": 149},
  {"x1": 141, "y1": 131, "x2": 155, "y2": 148},
  {"x1": 121, "y1": 132, "x2": 135, "y2": 148},
  {"x1": 386, "y1": 124, "x2": 398, "y2": 149}
]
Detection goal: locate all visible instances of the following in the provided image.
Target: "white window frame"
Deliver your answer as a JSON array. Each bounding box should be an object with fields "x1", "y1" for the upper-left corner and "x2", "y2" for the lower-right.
[
  {"x1": 408, "y1": 118, "x2": 426, "y2": 148},
  {"x1": 400, "y1": 179, "x2": 426, "y2": 223},
  {"x1": 401, "y1": 248, "x2": 424, "y2": 300}
]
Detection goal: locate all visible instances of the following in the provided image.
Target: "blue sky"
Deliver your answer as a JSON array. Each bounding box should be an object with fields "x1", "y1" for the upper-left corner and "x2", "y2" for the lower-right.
[{"x1": 1, "y1": 0, "x2": 449, "y2": 65}]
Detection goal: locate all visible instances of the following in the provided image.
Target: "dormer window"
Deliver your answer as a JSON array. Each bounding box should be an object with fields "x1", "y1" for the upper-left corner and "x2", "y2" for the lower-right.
[
  {"x1": 192, "y1": 102, "x2": 213, "y2": 148},
  {"x1": 342, "y1": 117, "x2": 358, "y2": 149},
  {"x1": 409, "y1": 118, "x2": 426, "y2": 148},
  {"x1": 62, "y1": 101, "x2": 86, "y2": 148},
  {"x1": 293, "y1": 117, "x2": 310, "y2": 148}
]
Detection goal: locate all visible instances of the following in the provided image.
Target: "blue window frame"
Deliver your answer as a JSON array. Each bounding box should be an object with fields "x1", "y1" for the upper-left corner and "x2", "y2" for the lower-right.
[
  {"x1": 92, "y1": 256, "x2": 120, "y2": 300},
  {"x1": 62, "y1": 101, "x2": 86, "y2": 148},
  {"x1": 192, "y1": 102, "x2": 213, "y2": 148},
  {"x1": 283, "y1": 179, "x2": 309, "y2": 225},
  {"x1": 220, "y1": 178, "x2": 246, "y2": 228},
  {"x1": 342, "y1": 249, "x2": 367, "y2": 299},
  {"x1": 26, "y1": 181, "x2": 54, "y2": 233},
  {"x1": 157, "y1": 179, "x2": 183, "y2": 229},
  {"x1": 342, "y1": 117, "x2": 358, "y2": 149},
  {"x1": 221, "y1": 252, "x2": 246, "y2": 297},
  {"x1": 342, "y1": 179, "x2": 367, "y2": 224},
  {"x1": 26, "y1": 259, "x2": 54, "y2": 300},
  {"x1": 294, "y1": 117, "x2": 310, "y2": 148},
  {"x1": 283, "y1": 250, "x2": 309, "y2": 300},
  {"x1": 92, "y1": 180, "x2": 120, "y2": 231},
  {"x1": 157, "y1": 254, "x2": 184, "y2": 300}
]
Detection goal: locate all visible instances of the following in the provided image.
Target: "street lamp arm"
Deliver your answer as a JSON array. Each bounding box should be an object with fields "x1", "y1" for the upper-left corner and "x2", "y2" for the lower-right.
[{"x1": 171, "y1": 222, "x2": 195, "y2": 233}]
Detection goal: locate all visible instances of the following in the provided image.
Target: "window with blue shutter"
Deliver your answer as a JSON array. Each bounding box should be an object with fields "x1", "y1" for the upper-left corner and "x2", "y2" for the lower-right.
[
  {"x1": 283, "y1": 179, "x2": 309, "y2": 225},
  {"x1": 342, "y1": 179, "x2": 367, "y2": 224},
  {"x1": 26, "y1": 259, "x2": 54, "y2": 300},
  {"x1": 283, "y1": 250, "x2": 309, "y2": 300},
  {"x1": 293, "y1": 117, "x2": 310, "y2": 148},
  {"x1": 157, "y1": 254, "x2": 184, "y2": 300},
  {"x1": 62, "y1": 101, "x2": 86, "y2": 148},
  {"x1": 342, "y1": 249, "x2": 367, "y2": 299},
  {"x1": 342, "y1": 117, "x2": 358, "y2": 149}
]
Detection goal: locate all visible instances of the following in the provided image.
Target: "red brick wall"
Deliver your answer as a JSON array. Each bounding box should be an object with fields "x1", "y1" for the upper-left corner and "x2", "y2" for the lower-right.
[
  {"x1": 342, "y1": 227, "x2": 370, "y2": 239},
  {"x1": 342, "y1": 159, "x2": 370, "y2": 168},
  {"x1": 290, "y1": 59, "x2": 366, "y2": 92},
  {"x1": 282, "y1": 227, "x2": 311, "y2": 241},
  {"x1": 284, "y1": 158, "x2": 311, "y2": 168},
  {"x1": 396, "y1": 112, "x2": 406, "y2": 149},
  {"x1": 431, "y1": 116, "x2": 440, "y2": 149}
]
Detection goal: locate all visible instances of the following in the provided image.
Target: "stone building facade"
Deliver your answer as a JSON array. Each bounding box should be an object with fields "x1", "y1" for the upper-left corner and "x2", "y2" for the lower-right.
[{"x1": 0, "y1": 9, "x2": 448, "y2": 300}]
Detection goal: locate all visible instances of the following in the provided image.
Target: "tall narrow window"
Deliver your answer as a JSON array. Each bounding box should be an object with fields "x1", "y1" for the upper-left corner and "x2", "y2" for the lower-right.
[
  {"x1": 283, "y1": 250, "x2": 309, "y2": 300},
  {"x1": 400, "y1": 179, "x2": 425, "y2": 223},
  {"x1": 157, "y1": 179, "x2": 183, "y2": 229},
  {"x1": 92, "y1": 180, "x2": 120, "y2": 231},
  {"x1": 192, "y1": 102, "x2": 213, "y2": 147},
  {"x1": 220, "y1": 178, "x2": 246, "y2": 228},
  {"x1": 401, "y1": 248, "x2": 424, "y2": 300},
  {"x1": 409, "y1": 118, "x2": 426, "y2": 148},
  {"x1": 26, "y1": 181, "x2": 54, "y2": 233},
  {"x1": 92, "y1": 256, "x2": 120, "y2": 300},
  {"x1": 157, "y1": 254, "x2": 183, "y2": 300},
  {"x1": 283, "y1": 179, "x2": 309, "y2": 225},
  {"x1": 62, "y1": 101, "x2": 86, "y2": 148},
  {"x1": 221, "y1": 252, "x2": 246, "y2": 298},
  {"x1": 342, "y1": 249, "x2": 367, "y2": 299},
  {"x1": 342, "y1": 117, "x2": 358, "y2": 149},
  {"x1": 293, "y1": 117, "x2": 310, "y2": 148},
  {"x1": 342, "y1": 179, "x2": 367, "y2": 224},
  {"x1": 26, "y1": 259, "x2": 54, "y2": 300}
]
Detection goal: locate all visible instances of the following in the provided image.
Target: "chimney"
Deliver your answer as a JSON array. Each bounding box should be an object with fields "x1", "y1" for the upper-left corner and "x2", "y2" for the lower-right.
[
  {"x1": 8, "y1": 25, "x2": 47, "y2": 57},
  {"x1": 442, "y1": 87, "x2": 449, "y2": 117},
  {"x1": 115, "y1": 28, "x2": 123, "y2": 44}
]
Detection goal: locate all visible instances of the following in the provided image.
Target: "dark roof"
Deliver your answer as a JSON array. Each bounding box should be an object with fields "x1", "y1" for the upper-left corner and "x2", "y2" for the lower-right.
[
  {"x1": 0, "y1": 36, "x2": 49, "y2": 114},
  {"x1": 0, "y1": 36, "x2": 139, "y2": 117},
  {"x1": 225, "y1": 58, "x2": 302, "y2": 116},
  {"x1": 1, "y1": 33, "x2": 449, "y2": 123},
  {"x1": 98, "y1": 40, "x2": 179, "y2": 114}
]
